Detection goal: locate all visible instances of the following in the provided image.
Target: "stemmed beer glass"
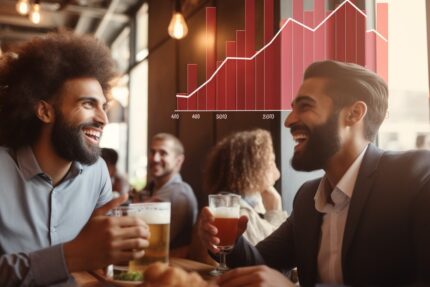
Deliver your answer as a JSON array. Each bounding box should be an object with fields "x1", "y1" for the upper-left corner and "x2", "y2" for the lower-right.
[{"x1": 209, "y1": 192, "x2": 241, "y2": 276}]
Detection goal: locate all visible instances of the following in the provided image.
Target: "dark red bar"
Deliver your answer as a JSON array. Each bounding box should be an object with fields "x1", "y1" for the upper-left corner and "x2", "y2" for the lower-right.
[
  {"x1": 216, "y1": 61, "x2": 226, "y2": 110},
  {"x1": 345, "y1": 2, "x2": 357, "y2": 63},
  {"x1": 292, "y1": 0, "x2": 303, "y2": 102},
  {"x1": 314, "y1": 0, "x2": 325, "y2": 61},
  {"x1": 177, "y1": 94, "x2": 188, "y2": 111},
  {"x1": 255, "y1": 51, "x2": 264, "y2": 110},
  {"x1": 325, "y1": 11, "x2": 335, "y2": 60},
  {"x1": 245, "y1": 0, "x2": 255, "y2": 56},
  {"x1": 356, "y1": 8, "x2": 365, "y2": 66},
  {"x1": 197, "y1": 88, "x2": 206, "y2": 110},
  {"x1": 264, "y1": 0, "x2": 275, "y2": 109},
  {"x1": 226, "y1": 41, "x2": 236, "y2": 110},
  {"x1": 236, "y1": 30, "x2": 245, "y2": 110},
  {"x1": 187, "y1": 64, "x2": 198, "y2": 110},
  {"x1": 281, "y1": 20, "x2": 293, "y2": 110},
  {"x1": 335, "y1": 4, "x2": 346, "y2": 62},
  {"x1": 266, "y1": 30, "x2": 281, "y2": 110},
  {"x1": 206, "y1": 7, "x2": 216, "y2": 110},
  {"x1": 264, "y1": 0, "x2": 274, "y2": 43},
  {"x1": 304, "y1": 11, "x2": 314, "y2": 71},
  {"x1": 245, "y1": 0, "x2": 255, "y2": 110}
]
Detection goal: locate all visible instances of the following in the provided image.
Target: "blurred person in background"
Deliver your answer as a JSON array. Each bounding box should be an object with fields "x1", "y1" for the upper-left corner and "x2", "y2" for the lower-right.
[
  {"x1": 204, "y1": 129, "x2": 287, "y2": 245},
  {"x1": 0, "y1": 32, "x2": 149, "y2": 286},
  {"x1": 101, "y1": 147, "x2": 130, "y2": 197},
  {"x1": 139, "y1": 133, "x2": 198, "y2": 256},
  {"x1": 416, "y1": 133, "x2": 430, "y2": 150}
]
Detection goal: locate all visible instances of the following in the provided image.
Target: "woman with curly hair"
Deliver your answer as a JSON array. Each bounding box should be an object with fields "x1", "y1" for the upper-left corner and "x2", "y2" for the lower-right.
[{"x1": 204, "y1": 129, "x2": 287, "y2": 245}]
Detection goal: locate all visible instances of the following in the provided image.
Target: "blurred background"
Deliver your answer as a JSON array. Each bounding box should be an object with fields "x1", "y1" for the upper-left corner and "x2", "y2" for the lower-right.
[{"x1": 0, "y1": 0, "x2": 428, "y2": 212}]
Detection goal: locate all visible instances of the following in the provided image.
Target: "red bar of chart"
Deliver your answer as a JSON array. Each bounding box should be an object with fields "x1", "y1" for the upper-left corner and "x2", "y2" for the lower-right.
[{"x1": 176, "y1": 0, "x2": 388, "y2": 111}]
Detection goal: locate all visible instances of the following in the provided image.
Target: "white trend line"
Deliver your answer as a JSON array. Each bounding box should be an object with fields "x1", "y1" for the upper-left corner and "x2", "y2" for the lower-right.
[
  {"x1": 177, "y1": 0, "x2": 387, "y2": 100},
  {"x1": 366, "y1": 29, "x2": 388, "y2": 42}
]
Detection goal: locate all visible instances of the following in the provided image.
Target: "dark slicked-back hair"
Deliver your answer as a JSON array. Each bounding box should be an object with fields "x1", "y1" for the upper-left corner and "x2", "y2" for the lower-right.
[
  {"x1": 304, "y1": 60, "x2": 388, "y2": 141},
  {"x1": 0, "y1": 32, "x2": 117, "y2": 149}
]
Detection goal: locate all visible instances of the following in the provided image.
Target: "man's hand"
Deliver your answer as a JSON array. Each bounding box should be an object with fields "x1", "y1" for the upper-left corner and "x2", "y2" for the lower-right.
[
  {"x1": 64, "y1": 194, "x2": 150, "y2": 272},
  {"x1": 217, "y1": 265, "x2": 295, "y2": 287},
  {"x1": 197, "y1": 207, "x2": 248, "y2": 254}
]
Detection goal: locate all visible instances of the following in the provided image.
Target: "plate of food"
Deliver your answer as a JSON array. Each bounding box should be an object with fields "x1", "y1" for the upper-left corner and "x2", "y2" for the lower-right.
[
  {"x1": 93, "y1": 262, "x2": 215, "y2": 287},
  {"x1": 92, "y1": 265, "x2": 143, "y2": 287}
]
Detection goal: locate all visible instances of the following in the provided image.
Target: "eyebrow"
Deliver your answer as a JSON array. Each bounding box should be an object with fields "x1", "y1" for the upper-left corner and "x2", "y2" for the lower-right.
[{"x1": 291, "y1": 95, "x2": 316, "y2": 107}]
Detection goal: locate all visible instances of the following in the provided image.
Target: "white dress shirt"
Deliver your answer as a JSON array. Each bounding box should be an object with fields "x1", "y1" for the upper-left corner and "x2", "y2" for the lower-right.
[{"x1": 315, "y1": 146, "x2": 367, "y2": 284}]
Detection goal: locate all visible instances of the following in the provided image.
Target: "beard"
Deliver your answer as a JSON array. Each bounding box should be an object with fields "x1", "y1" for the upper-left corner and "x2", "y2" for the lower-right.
[
  {"x1": 291, "y1": 111, "x2": 341, "y2": 171},
  {"x1": 51, "y1": 111, "x2": 101, "y2": 165}
]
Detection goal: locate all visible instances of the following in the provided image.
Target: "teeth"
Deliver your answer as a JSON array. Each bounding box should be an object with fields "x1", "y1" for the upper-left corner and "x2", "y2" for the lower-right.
[
  {"x1": 83, "y1": 129, "x2": 101, "y2": 139},
  {"x1": 293, "y1": 134, "x2": 308, "y2": 141}
]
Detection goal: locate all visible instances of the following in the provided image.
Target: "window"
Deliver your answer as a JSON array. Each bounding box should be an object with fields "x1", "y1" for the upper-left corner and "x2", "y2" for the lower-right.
[{"x1": 378, "y1": 0, "x2": 429, "y2": 150}]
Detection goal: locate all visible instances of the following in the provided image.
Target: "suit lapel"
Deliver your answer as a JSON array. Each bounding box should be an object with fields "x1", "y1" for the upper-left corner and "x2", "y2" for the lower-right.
[
  {"x1": 342, "y1": 144, "x2": 383, "y2": 269},
  {"x1": 296, "y1": 180, "x2": 323, "y2": 285},
  {"x1": 306, "y1": 201, "x2": 323, "y2": 284}
]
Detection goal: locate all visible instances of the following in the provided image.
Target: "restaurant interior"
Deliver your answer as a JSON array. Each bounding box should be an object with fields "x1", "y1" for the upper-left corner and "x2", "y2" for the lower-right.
[
  {"x1": 0, "y1": 0, "x2": 429, "y2": 285},
  {"x1": 1, "y1": 0, "x2": 428, "y2": 210}
]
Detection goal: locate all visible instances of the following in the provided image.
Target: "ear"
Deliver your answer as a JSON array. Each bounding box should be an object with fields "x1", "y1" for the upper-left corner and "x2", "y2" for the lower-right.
[
  {"x1": 175, "y1": 154, "x2": 185, "y2": 169},
  {"x1": 344, "y1": 101, "x2": 367, "y2": 126},
  {"x1": 35, "y1": 100, "x2": 55, "y2": 124}
]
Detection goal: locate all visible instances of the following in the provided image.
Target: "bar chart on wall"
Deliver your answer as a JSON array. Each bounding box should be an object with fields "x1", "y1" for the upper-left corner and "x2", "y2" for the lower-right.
[{"x1": 176, "y1": 0, "x2": 388, "y2": 112}]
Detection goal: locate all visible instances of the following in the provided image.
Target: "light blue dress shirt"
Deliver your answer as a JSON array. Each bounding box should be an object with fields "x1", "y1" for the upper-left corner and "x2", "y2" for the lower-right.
[{"x1": 0, "y1": 146, "x2": 112, "y2": 286}]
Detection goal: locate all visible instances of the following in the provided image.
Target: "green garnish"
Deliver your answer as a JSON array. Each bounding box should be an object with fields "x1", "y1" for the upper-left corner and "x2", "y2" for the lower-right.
[{"x1": 113, "y1": 271, "x2": 144, "y2": 281}]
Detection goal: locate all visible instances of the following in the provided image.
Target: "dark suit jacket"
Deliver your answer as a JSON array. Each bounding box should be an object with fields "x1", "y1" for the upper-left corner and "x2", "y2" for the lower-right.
[{"x1": 227, "y1": 144, "x2": 430, "y2": 286}]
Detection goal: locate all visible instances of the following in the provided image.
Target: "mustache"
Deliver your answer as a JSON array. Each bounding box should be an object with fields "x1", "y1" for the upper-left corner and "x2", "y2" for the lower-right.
[
  {"x1": 290, "y1": 124, "x2": 310, "y2": 134},
  {"x1": 79, "y1": 121, "x2": 104, "y2": 130}
]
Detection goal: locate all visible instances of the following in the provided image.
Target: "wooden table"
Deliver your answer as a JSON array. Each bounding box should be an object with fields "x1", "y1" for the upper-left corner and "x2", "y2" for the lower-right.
[{"x1": 72, "y1": 257, "x2": 215, "y2": 286}]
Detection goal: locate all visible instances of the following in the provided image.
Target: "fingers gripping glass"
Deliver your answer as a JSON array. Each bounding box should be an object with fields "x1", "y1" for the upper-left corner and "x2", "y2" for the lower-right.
[{"x1": 209, "y1": 192, "x2": 241, "y2": 276}]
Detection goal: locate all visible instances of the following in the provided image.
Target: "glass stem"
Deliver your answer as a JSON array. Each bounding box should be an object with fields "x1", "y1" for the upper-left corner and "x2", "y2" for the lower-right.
[{"x1": 218, "y1": 251, "x2": 228, "y2": 272}]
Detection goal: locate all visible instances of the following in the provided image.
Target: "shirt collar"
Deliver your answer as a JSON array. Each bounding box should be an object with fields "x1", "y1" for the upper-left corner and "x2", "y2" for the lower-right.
[
  {"x1": 314, "y1": 145, "x2": 368, "y2": 213},
  {"x1": 16, "y1": 146, "x2": 84, "y2": 181}
]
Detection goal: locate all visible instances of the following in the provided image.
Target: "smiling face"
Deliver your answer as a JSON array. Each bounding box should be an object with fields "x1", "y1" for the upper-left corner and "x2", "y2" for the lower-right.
[
  {"x1": 149, "y1": 139, "x2": 184, "y2": 182},
  {"x1": 51, "y1": 78, "x2": 108, "y2": 165},
  {"x1": 285, "y1": 77, "x2": 341, "y2": 171}
]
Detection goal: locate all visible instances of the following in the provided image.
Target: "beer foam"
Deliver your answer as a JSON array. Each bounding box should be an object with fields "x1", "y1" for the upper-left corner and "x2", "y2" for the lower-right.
[
  {"x1": 141, "y1": 211, "x2": 170, "y2": 224},
  {"x1": 131, "y1": 203, "x2": 171, "y2": 224},
  {"x1": 211, "y1": 206, "x2": 239, "y2": 218}
]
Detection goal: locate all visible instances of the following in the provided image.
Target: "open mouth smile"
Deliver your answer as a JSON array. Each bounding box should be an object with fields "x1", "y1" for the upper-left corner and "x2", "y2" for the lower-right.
[
  {"x1": 83, "y1": 128, "x2": 102, "y2": 144},
  {"x1": 293, "y1": 133, "x2": 308, "y2": 151}
]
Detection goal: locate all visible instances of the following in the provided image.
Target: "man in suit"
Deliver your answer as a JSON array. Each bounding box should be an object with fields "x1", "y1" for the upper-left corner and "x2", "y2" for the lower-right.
[{"x1": 198, "y1": 60, "x2": 430, "y2": 286}]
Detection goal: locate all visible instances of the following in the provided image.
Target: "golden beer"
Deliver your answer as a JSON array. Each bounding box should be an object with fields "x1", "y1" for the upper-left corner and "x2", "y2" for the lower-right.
[{"x1": 128, "y1": 202, "x2": 171, "y2": 273}]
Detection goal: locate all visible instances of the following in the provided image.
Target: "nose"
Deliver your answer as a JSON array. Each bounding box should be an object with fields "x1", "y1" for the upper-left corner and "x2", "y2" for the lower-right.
[
  {"x1": 153, "y1": 152, "x2": 161, "y2": 162},
  {"x1": 95, "y1": 107, "x2": 109, "y2": 127},
  {"x1": 284, "y1": 110, "x2": 297, "y2": 128}
]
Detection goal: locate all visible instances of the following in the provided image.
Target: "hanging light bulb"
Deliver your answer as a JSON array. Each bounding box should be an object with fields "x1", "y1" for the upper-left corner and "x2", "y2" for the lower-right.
[
  {"x1": 29, "y1": 1, "x2": 41, "y2": 24},
  {"x1": 16, "y1": 0, "x2": 30, "y2": 15},
  {"x1": 168, "y1": 0, "x2": 188, "y2": 40}
]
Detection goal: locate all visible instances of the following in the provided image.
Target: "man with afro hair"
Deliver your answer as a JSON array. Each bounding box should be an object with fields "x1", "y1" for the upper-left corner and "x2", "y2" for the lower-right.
[{"x1": 0, "y1": 32, "x2": 149, "y2": 286}]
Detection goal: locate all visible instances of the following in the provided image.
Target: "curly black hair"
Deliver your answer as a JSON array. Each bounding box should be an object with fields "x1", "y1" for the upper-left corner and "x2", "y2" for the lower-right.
[{"x1": 0, "y1": 32, "x2": 117, "y2": 149}]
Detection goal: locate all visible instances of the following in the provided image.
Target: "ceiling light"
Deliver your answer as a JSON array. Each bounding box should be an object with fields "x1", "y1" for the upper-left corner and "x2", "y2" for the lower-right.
[
  {"x1": 168, "y1": 0, "x2": 188, "y2": 40},
  {"x1": 16, "y1": 0, "x2": 30, "y2": 15},
  {"x1": 29, "y1": 1, "x2": 41, "y2": 24}
]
